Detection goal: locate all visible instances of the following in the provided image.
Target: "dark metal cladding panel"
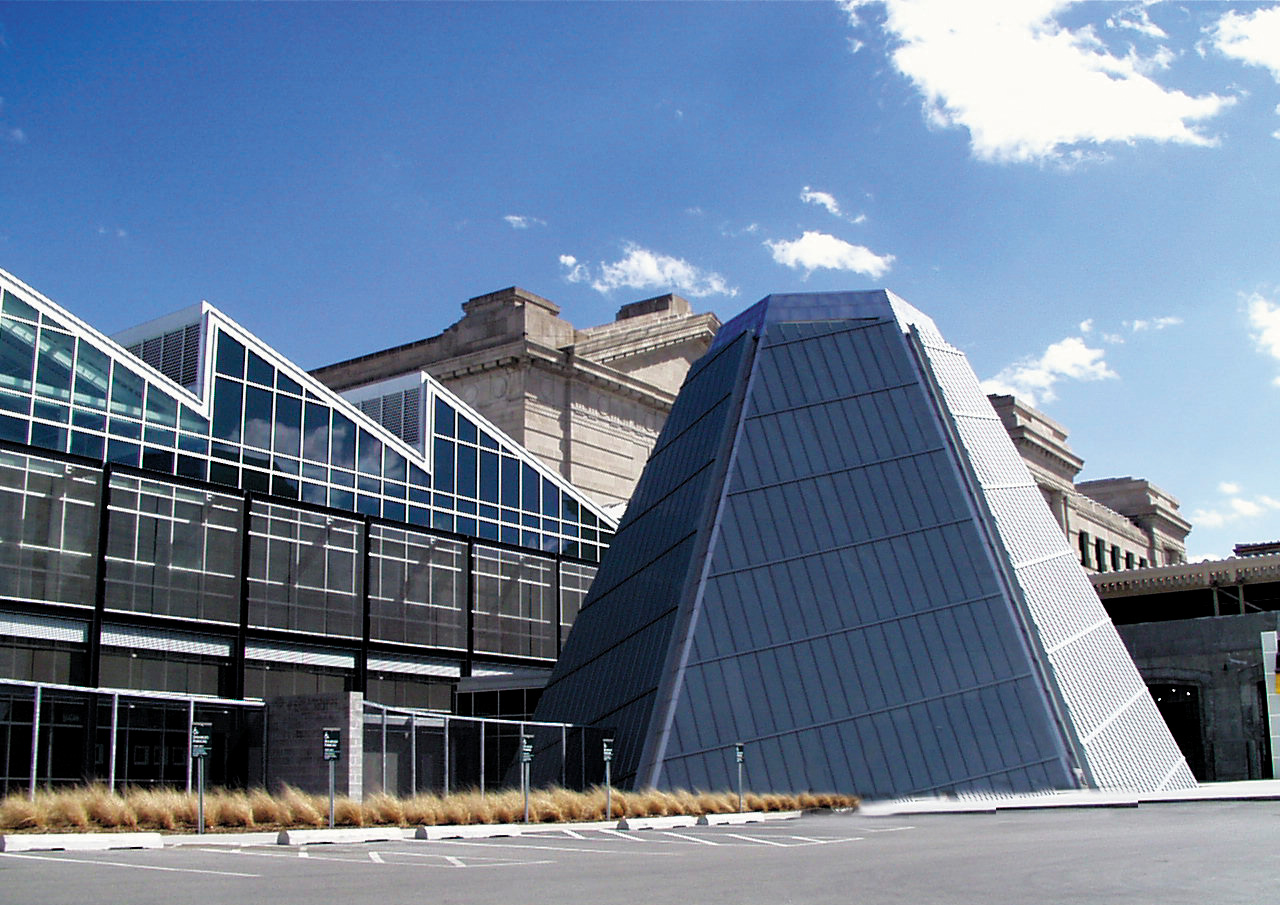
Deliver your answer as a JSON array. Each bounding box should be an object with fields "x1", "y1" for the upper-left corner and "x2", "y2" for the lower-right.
[
  {"x1": 532, "y1": 332, "x2": 755, "y2": 785},
  {"x1": 653, "y1": 315, "x2": 1076, "y2": 796}
]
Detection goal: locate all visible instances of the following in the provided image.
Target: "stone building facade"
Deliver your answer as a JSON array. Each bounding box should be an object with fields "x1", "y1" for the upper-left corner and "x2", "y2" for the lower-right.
[
  {"x1": 1093, "y1": 555, "x2": 1280, "y2": 781},
  {"x1": 989, "y1": 394, "x2": 1190, "y2": 572},
  {"x1": 312, "y1": 288, "x2": 720, "y2": 512}
]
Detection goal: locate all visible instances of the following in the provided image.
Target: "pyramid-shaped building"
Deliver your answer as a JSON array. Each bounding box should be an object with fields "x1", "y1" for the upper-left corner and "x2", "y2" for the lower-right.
[{"x1": 533, "y1": 290, "x2": 1196, "y2": 798}]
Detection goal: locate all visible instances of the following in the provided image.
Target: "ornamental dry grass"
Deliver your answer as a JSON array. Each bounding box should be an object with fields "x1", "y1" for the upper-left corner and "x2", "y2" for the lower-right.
[{"x1": 0, "y1": 785, "x2": 857, "y2": 832}]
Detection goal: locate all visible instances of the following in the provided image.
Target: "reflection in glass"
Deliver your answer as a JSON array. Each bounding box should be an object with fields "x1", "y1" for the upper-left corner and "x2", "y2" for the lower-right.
[
  {"x1": 73, "y1": 341, "x2": 110, "y2": 410},
  {"x1": 303, "y1": 402, "x2": 329, "y2": 462},
  {"x1": 274, "y1": 393, "x2": 302, "y2": 457},
  {"x1": 110, "y1": 367, "x2": 145, "y2": 420},
  {"x1": 357, "y1": 428, "x2": 382, "y2": 476},
  {"x1": 144, "y1": 384, "x2": 178, "y2": 428},
  {"x1": 0, "y1": 317, "x2": 36, "y2": 394},
  {"x1": 211, "y1": 377, "x2": 243, "y2": 443},
  {"x1": 215, "y1": 331, "x2": 245, "y2": 378},
  {"x1": 243, "y1": 385, "x2": 273, "y2": 450},
  {"x1": 331, "y1": 413, "x2": 356, "y2": 469}
]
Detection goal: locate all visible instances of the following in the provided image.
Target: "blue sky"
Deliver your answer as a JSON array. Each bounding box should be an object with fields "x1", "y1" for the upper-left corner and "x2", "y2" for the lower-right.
[{"x1": 2, "y1": 1, "x2": 1279, "y2": 559}]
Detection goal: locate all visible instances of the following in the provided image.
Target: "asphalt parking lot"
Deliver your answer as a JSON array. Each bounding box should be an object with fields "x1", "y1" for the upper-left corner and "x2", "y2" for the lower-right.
[{"x1": 1, "y1": 803, "x2": 1276, "y2": 905}]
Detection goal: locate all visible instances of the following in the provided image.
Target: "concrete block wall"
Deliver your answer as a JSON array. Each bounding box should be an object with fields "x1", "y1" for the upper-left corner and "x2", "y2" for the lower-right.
[{"x1": 266, "y1": 692, "x2": 365, "y2": 802}]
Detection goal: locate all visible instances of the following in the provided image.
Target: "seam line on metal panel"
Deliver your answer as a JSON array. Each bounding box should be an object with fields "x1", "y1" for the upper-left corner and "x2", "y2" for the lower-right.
[
  {"x1": 723, "y1": 446, "x2": 948, "y2": 498},
  {"x1": 1081, "y1": 687, "x2": 1145, "y2": 745},
  {"x1": 1045, "y1": 618, "x2": 1109, "y2": 656}
]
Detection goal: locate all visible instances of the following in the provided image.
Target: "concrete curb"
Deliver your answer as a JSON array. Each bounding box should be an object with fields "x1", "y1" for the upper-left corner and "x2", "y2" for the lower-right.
[
  {"x1": 696, "y1": 812, "x2": 764, "y2": 825},
  {"x1": 760, "y1": 810, "x2": 803, "y2": 821},
  {"x1": 277, "y1": 827, "x2": 408, "y2": 845},
  {"x1": 615, "y1": 815, "x2": 698, "y2": 830},
  {"x1": 163, "y1": 831, "x2": 282, "y2": 847},
  {"x1": 1, "y1": 832, "x2": 163, "y2": 852}
]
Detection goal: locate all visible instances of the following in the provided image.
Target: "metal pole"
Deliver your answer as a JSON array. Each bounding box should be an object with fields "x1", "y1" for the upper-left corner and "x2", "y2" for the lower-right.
[
  {"x1": 186, "y1": 699, "x2": 195, "y2": 793},
  {"x1": 197, "y1": 756, "x2": 205, "y2": 835},
  {"x1": 28, "y1": 685, "x2": 41, "y2": 801},
  {"x1": 443, "y1": 716, "x2": 450, "y2": 798},
  {"x1": 45, "y1": 711, "x2": 54, "y2": 791},
  {"x1": 479, "y1": 720, "x2": 485, "y2": 797},
  {"x1": 410, "y1": 712, "x2": 417, "y2": 795},
  {"x1": 737, "y1": 757, "x2": 744, "y2": 813},
  {"x1": 521, "y1": 729, "x2": 530, "y2": 824},
  {"x1": 328, "y1": 758, "x2": 336, "y2": 829},
  {"x1": 380, "y1": 705, "x2": 387, "y2": 793},
  {"x1": 605, "y1": 758, "x2": 611, "y2": 821},
  {"x1": 108, "y1": 693, "x2": 119, "y2": 792},
  {"x1": 560, "y1": 725, "x2": 566, "y2": 788}
]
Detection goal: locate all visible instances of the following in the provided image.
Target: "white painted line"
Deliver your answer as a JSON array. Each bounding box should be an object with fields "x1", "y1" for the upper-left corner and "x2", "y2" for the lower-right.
[
  {"x1": 723, "y1": 833, "x2": 790, "y2": 847},
  {"x1": 0, "y1": 851, "x2": 259, "y2": 877},
  {"x1": 204, "y1": 848, "x2": 295, "y2": 860},
  {"x1": 445, "y1": 855, "x2": 466, "y2": 868},
  {"x1": 661, "y1": 832, "x2": 719, "y2": 846},
  {"x1": 561, "y1": 829, "x2": 585, "y2": 839},
  {"x1": 369, "y1": 851, "x2": 384, "y2": 864},
  {"x1": 861, "y1": 825, "x2": 915, "y2": 833},
  {"x1": 429, "y1": 839, "x2": 678, "y2": 856},
  {"x1": 598, "y1": 829, "x2": 647, "y2": 842},
  {"x1": 788, "y1": 835, "x2": 823, "y2": 842},
  {"x1": 298, "y1": 848, "x2": 309, "y2": 858}
]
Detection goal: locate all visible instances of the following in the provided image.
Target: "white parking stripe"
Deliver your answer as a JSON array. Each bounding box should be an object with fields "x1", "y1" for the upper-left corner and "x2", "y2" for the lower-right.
[
  {"x1": 369, "y1": 852, "x2": 384, "y2": 864},
  {"x1": 723, "y1": 833, "x2": 790, "y2": 847},
  {"x1": 788, "y1": 836, "x2": 822, "y2": 842},
  {"x1": 661, "y1": 832, "x2": 719, "y2": 846},
  {"x1": 444, "y1": 856, "x2": 466, "y2": 868},
  {"x1": 298, "y1": 849, "x2": 309, "y2": 858},
  {"x1": 0, "y1": 851, "x2": 259, "y2": 878},
  {"x1": 562, "y1": 829, "x2": 585, "y2": 839},
  {"x1": 428, "y1": 839, "x2": 678, "y2": 856},
  {"x1": 598, "y1": 829, "x2": 646, "y2": 842}
]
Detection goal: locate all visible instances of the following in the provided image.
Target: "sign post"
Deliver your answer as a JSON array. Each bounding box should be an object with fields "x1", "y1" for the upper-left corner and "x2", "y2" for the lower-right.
[
  {"x1": 735, "y1": 742, "x2": 745, "y2": 813},
  {"x1": 602, "y1": 738, "x2": 614, "y2": 820},
  {"x1": 322, "y1": 727, "x2": 342, "y2": 829},
  {"x1": 191, "y1": 722, "x2": 212, "y2": 835},
  {"x1": 519, "y1": 734, "x2": 533, "y2": 824}
]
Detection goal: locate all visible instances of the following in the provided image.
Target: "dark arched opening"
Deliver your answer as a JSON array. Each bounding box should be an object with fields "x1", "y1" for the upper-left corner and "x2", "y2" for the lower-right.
[{"x1": 1150, "y1": 684, "x2": 1206, "y2": 780}]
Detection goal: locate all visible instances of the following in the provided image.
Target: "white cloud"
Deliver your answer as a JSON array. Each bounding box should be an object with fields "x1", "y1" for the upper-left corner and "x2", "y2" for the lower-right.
[
  {"x1": 1212, "y1": 6, "x2": 1280, "y2": 82},
  {"x1": 558, "y1": 254, "x2": 590, "y2": 284},
  {"x1": 1246, "y1": 291, "x2": 1280, "y2": 356},
  {"x1": 5, "y1": 127, "x2": 25, "y2": 144},
  {"x1": 503, "y1": 215, "x2": 546, "y2": 230},
  {"x1": 800, "y1": 186, "x2": 867, "y2": 224},
  {"x1": 1106, "y1": 4, "x2": 1167, "y2": 41},
  {"x1": 560, "y1": 244, "x2": 738, "y2": 298},
  {"x1": 765, "y1": 230, "x2": 894, "y2": 279},
  {"x1": 1191, "y1": 482, "x2": 1280, "y2": 530},
  {"x1": 96, "y1": 225, "x2": 127, "y2": 239},
  {"x1": 801, "y1": 186, "x2": 844, "y2": 217},
  {"x1": 980, "y1": 334, "x2": 1116, "y2": 406},
  {"x1": 1079, "y1": 318, "x2": 1093, "y2": 333},
  {"x1": 1126, "y1": 315, "x2": 1183, "y2": 332},
  {"x1": 843, "y1": 0, "x2": 1234, "y2": 163}
]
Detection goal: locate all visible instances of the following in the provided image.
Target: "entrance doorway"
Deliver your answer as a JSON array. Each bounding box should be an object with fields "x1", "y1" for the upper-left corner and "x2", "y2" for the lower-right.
[{"x1": 1150, "y1": 684, "x2": 1206, "y2": 780}]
